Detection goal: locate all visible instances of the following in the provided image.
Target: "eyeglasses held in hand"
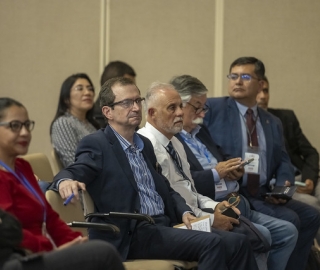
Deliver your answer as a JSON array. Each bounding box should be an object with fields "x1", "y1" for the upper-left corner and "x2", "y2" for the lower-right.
[
  {"x1": 186, "y1": 102, "x2": 209, "y2": 115},
  {"x1": 228, "y1": 195, "x2": 240, "y2": 208},
  {"x1": 0, "y1": 120, "x2": 35, "y2": 132},
  {"x1": 108, "y1": 98, "x2": 145, "y2": 109},
  {"x1": 227, "y1": 73, "x2": 259, "y2": 81},
  {"x1": 218, "y1": 195, "x2": 240, "y2": 213}
]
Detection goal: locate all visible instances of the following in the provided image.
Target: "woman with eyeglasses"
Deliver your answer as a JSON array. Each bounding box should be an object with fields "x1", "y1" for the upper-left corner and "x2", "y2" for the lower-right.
[
  {"x1": 50, "y1": 73, "x2": 99, "y2": 168},
  {"x1": 0, "y1": 97, "x2": 124, "y2": 270}
]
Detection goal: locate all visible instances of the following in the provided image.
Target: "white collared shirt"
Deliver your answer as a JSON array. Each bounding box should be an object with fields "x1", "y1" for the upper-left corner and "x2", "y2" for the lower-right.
[{"x1": 138, "y1": 122, "x2": 219, "y2": 224}]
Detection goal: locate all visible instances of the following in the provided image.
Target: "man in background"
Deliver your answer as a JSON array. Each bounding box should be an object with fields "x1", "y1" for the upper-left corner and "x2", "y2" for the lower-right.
[
  {"x1": 256, "y1": 76, "x2": 320, "y2": 209},
  {"x1": 93, "y1": 61, "x2": 136, "y2": 127},
  {"x1": 257, "y1": 76, "x2": 320, "y2": 245},
  {"x1": 204, "y1": 56, "x2": 320, "y2": 270}
]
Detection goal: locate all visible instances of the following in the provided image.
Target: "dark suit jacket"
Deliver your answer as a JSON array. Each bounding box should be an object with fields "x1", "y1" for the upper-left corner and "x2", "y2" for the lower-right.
[
  {"x1": 268, "y1": 108, "x2": 319, "y2": 188},
  {"x1": 53, "y1": 126, "x2": 191, "y2": 260},
  {"x1": 175, "y1": 125, "x2": 227, "y2": 200},
  {"x1": 203, "y1": 97, "x2": 294, "y2": 193}
]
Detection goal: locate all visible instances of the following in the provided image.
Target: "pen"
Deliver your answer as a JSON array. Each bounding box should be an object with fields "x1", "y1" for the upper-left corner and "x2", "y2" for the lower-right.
[{"x1": 63, "y1": 193, "x2": 74, "y2": 206}]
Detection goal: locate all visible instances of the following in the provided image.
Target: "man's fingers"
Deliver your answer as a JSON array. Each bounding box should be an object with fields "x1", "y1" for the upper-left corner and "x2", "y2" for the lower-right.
[
  {"x1": 229, "y1": 217, "x2": 240, "y2": 225},
  {"x1": 59, "y1": 180, "x2": 86, "y2": 200}
]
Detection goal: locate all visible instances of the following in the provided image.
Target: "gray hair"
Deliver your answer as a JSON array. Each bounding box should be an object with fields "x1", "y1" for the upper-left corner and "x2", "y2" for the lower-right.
[
  {"x1": 169, "y1": 75, "x2": 208, "y2": 103},
  {"x1": 145, "y1": 81, "x2": 176, "y2": 111}
]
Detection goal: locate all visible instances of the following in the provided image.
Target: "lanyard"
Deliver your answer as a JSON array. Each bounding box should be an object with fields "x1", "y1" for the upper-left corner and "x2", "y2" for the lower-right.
[
  {"x1": 240, "y1": 112, "x2": 258, "y2": 148},
  {"x1": 180, "y1": 135, "x2": 211, "y2": 164},
  {"x1": 0, "y1": 160, "x2": 47, "y2": 221},
  {"x1": 0, "y1": 160, "x2": 57, "y2": 248}
]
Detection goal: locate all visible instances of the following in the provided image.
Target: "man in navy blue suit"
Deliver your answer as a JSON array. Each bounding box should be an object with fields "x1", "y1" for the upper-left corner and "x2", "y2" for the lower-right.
[
  {"x1": 203, "y1": 57, "x2": 320, "y2": 270},
  {"x1": 171, "y1": 74, "x2": 297, "y2": 270},
  {"x1": 51, "y1": 77, "x2": 258, "y2": 269}
]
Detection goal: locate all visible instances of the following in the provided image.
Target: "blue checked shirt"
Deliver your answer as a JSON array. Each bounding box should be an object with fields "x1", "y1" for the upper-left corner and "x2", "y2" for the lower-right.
[{"x1": 111, "y1": 126, "x2": 165, "y2": 216}]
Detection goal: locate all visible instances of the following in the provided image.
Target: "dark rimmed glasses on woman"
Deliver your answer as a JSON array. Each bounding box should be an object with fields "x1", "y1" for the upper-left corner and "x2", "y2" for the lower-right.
[{"x1": 0, "y1": 120, "x2": 35, "y2": 132}]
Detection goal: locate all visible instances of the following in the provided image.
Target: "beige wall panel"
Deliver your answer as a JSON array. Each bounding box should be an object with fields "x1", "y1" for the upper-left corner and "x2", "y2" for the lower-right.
[
  {"x1": 1, "y1": 0, "x2": 319, "y2": 171},
  {"x1": 224, "y1": 0, "x2": 320, "y2": 152},
  {"x1": 0, "y1": 0, "x2": 101, "y2": 172},
  {"x1": 108, "y1": 0, "x2": 216, "y2": 94}
]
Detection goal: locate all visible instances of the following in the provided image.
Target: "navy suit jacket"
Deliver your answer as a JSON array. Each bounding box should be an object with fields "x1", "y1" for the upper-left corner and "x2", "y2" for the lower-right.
[
  {"x1": 53, "y1": 126, "x2": 191, "y2": 259},
  {"x1": 268, "y1": 108, "x2": 319, "y2": 188},
  {"x1": 203, "y1": 97, "x2": 294, "y2": 192},
  {"x1": 175, "y1": 125, "x2": 227, "y2": 200}
]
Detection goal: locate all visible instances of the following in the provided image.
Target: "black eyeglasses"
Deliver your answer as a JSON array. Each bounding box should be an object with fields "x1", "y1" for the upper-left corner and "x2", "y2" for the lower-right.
[
  {"x1": 186, "y1": 102, "x2": 209, "y2": 115},
  {"x1": 0, "y1": 120, "x2": 35, "y2": 132},
  {"x1": 227, "y1": 73, "x2": 259, "y2": 81},
  {"x1": 108, "y1": 98, "x2": 145, "y2": 109}
]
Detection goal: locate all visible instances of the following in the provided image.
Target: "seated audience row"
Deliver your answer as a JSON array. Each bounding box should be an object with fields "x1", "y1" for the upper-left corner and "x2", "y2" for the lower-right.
[
  {"x1": 2, "y1": 57, "x2": 319, "y2": 269},
  {"x1": 51, "y1": 77, "x2": 259, "y2": 269},
  {"x1": 138, "y1": 79, "x2": 296, "y2": 269}
]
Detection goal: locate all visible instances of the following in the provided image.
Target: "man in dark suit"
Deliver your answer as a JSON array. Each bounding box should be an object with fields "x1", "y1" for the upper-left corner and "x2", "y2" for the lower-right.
[
  {"x1": 52, "y1": 77, "x2": 258, "y2": 269},
  {"x1": 256, "y1": 76, "x2": 320, "y2": 210},
  {"x1": 203, "y1": 57, "x2": 320, "y2": 270},
  {"x1": 171, "y1": 74, "x2": 297, "y2": 270}
]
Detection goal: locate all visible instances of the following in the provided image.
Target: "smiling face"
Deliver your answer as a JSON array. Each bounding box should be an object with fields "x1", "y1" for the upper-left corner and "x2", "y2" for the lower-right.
[
  {"x1": 69, "y1": 78, "x2": 95, "y2": 116},
  {"x1": 0, "y1": 105, "x2": 31, "y2": 160},
  {"x1": 148, "y1": 88, "x2": 184, "y2": 139},
  {"x1": 228, "y1": 64, "x2": 263, "y2": 107}
]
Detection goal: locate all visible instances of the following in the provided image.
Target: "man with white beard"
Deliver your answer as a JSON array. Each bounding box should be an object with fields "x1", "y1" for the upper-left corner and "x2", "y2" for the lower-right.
[{"x1": 169, "y1": 75, "x2": 298, "y2": 270}]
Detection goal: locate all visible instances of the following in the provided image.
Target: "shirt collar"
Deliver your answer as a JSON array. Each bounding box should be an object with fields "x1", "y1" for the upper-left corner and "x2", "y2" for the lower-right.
[
  {"x1": 235, "y1": 101, "x2": 258, "y2": 118},
  {"x1": 110, "y1": 125, "x2": 144, "y2": 151},
  {"x1": 181, "y1": 125, "x2": 201, "y2": 139},
  {"x1": 145, "y1": 122, "x2": 171, "y2": 147}
]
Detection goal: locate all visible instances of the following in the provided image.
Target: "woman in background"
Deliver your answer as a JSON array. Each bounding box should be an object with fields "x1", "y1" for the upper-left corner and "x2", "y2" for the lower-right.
[
  {"x1": 0, "y1": 97, "x2": 124, "y2": 270},
  {"x1": 50, "y1": 73, "x2": 99, "y2": 168}
]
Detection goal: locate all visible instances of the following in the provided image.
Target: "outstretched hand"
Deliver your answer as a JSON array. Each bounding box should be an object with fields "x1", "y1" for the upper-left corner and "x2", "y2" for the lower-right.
[{"x1": 59, "y1": 180, "x2": 86, "y2": 200}]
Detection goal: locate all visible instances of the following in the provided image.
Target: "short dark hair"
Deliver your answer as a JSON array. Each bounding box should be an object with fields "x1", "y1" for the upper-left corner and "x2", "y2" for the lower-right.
[
  {"x1": 100, "y1": 61, "x2": 136, "y2": 86},
  {"x1": 99, "y1": 77, "x2": 138, "y2": 108},
  {"x1": 50, "y1": 73, "x2": 99, "y2": 134},
  {"x1": 229, "y1": 57, "x2": 265, "y2": 79},
  {"x1": 262, "y1": 75, "x2": 269, "y2": 84},
  {"x1": 170, "y1": 75, "x2": 208, "y2": 103},
  {"x1": 0, "y1": 98, "x2": 24, "y2": 121}
]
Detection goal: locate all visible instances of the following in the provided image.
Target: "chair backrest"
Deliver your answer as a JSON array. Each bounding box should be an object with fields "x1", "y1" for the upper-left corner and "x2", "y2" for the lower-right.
[
  {"x1": 81, "y1": 190, "x2": 95, "y2": 216},
  {"x1": 22, "y1": 153, "x2": 54, "y2": 182},
  {"x1": 45, "y1": 190, "x2": 88, "y2": 235},
  {"x1": 51, "y1": 149, "x2": 64, "y2": 175}
]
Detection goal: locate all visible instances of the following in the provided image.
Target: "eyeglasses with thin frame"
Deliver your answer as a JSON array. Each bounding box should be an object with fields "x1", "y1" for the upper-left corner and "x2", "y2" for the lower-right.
[
  {"x1": 227, "y1": 73, "x2": 259, "y2": 81},
  {"x1": 220, "y1": 195, "x2": 241, "y2": 212},
  {"x1": 108, "y1": 97, "x2": 145, "y2": 109},
  {"x1": 0, "y1": 120, "x2": 35, "y2": 132},
  {"x1": 228, "y1": 195, "x2": 240, "y2": 207},
  {"x1": 186, "y1": 102, "x2": 209, "y2": 115}
]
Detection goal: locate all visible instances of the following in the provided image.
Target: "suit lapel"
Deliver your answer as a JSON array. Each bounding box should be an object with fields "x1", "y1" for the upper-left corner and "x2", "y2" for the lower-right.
[
  {"x1": 228, "y1": 98, "x2": 243, "y2": 157},
  {"x1": 197, "y1": 126, "x2": 224, "y2": 162},
  {"x1": 104, "y1": 126, "x2": 139, "y2": 192},
  {"x1": 258, "y1": 108, "x2": 273, "y2": 178},
  {"x1": 175, "y1": 133, "x2": 204, "y2": 170}
]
